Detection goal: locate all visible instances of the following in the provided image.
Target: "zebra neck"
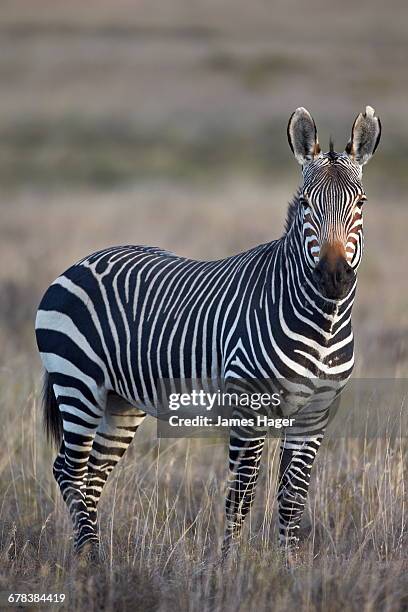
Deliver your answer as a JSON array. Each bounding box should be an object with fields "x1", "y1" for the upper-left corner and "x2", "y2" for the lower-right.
[{"x1": 267, "y1": 226, "x2": 356, "y2": 339}]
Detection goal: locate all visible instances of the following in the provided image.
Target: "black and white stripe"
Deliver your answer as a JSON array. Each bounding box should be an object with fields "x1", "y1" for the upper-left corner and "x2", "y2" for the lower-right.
[{"x1": 35, "y1": 107, "x2": 381, "y2": 556}]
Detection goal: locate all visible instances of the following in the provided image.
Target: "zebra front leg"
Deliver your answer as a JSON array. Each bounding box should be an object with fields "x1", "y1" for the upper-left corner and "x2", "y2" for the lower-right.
[
  {"x1": 278, "y1": 432, "x2": 324, "y2": 550},
  {"x1": 223, "y1": 428, "x2": 266, "y2": 555},
  {"x1": 85, "y1": 408, "x2": 146, "y2": 533}
]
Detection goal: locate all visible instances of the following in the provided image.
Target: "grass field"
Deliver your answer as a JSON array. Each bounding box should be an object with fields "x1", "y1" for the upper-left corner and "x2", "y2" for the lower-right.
[
  {"x1": 0, "y1": 2, "x2": 407, "y2": 611},
  {"x1": 0, "y1": 360, "x2": 406, "y2": 611}
]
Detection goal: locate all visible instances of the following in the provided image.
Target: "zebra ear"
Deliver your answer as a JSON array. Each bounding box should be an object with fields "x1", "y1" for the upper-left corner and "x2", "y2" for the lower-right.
[
  {"x1": 345, "y1": 106, "x2": 381, "y2": 166},
  {"x1": 287, "y1": 107, "x2": 321, "y2": 166}
]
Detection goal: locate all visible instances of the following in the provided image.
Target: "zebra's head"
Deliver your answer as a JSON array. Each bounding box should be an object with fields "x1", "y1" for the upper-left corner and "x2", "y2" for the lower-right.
[{"x1": 287, "y1": 106, "x2": 381, "y2": 300}]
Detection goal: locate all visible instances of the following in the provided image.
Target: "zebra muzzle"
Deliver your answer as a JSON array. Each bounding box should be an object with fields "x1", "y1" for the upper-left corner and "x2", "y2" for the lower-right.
[{"x1": 313, "y1": 255, "x2": 354, "y2": 300}]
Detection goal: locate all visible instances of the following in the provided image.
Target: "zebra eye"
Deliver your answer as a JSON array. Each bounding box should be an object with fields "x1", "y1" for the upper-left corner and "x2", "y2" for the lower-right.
[
  {"x1": 356, "y1": 197, "x2": 366, "y2": 208},
  {"x1": 299, "y1": 197, "x2": 309, "y2": 208}
]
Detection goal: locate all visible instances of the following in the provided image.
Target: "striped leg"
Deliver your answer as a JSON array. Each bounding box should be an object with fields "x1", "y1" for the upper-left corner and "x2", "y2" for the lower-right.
[
  {"x1": 85, "y1": 408, "x2": 146, "y2": 531},
  {"x1": 223, "y1": 427, "x2": 266, "y2": 552},
  {"x1": 52, "y1": 386, "x2": 104, "y2": 554},
  {"x1": 277, "y1": 432, "x2": 324, "y2": 549}
]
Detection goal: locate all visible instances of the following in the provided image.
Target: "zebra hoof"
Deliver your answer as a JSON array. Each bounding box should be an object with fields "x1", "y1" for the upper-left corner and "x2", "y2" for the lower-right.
[
  {"x1": 220, "y1": 536, "x2": 240, "y2": 564},
  {"x1": 281, "y1": 545, "x2": 300, "y2": 569},
  {"x1": 76, "y1": 541, "x2": 102, "y2": 566}
]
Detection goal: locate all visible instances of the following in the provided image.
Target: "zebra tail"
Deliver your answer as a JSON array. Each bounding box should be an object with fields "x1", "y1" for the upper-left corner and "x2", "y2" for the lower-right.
[{"x1": 42, "y1": 372, "x2": 63, "y2": 448}]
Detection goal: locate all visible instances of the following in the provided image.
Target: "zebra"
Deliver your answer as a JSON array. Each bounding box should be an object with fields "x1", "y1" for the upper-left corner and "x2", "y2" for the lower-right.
[{"x1": 35, "y1": 106, "x2": 381, "y2": 559}]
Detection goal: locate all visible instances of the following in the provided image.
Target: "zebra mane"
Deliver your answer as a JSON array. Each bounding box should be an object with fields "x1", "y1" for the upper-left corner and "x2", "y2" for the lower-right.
[
  {"x1": 284, "y1": 190, "x2": 301, "y2": 233},
  {"x1": 327, "y1": 136, "x2": 336, "y2": 162}
]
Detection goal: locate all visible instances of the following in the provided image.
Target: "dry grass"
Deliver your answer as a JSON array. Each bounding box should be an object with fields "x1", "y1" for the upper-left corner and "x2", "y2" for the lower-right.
[{"x1": 0, "y1": 361, "x2": 407, "y2": 611}]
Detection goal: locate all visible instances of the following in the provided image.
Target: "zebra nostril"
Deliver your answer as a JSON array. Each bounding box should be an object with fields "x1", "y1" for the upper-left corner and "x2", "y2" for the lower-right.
[
  {"x1": 314, "y1": 267, "x2": 323, "y2": 282},
  {"x1": 334, "y1": 260, "x2": 354, "y2": 285}
]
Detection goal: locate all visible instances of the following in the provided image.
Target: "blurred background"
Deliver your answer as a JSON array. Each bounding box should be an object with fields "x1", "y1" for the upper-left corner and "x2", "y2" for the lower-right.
[{"x1": 0, "y1": 0, "x2": 407, "y2": 373}]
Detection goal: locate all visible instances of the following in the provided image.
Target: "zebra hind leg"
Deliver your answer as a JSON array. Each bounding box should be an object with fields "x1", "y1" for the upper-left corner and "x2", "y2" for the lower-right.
[
  {"x1": 85, "y1": 401, "x2": 146, "y2": 546},
  {"x1": 277, "y1": 433, "x2": 324, "y2": 552},
  {"x1": 51, "y1": 383, "x2": 105, "y2": 558}
]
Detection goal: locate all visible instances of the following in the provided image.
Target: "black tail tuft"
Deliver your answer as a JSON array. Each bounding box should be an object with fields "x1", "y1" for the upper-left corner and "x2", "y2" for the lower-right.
[{"x1": 42, "y1": 372, "x2": 63, "y2": 448}]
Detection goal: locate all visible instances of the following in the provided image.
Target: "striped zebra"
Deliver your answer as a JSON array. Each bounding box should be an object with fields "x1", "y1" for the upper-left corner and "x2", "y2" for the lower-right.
[{"x1": 35, "y1": 106, "x2": 381, "y2": 559}]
